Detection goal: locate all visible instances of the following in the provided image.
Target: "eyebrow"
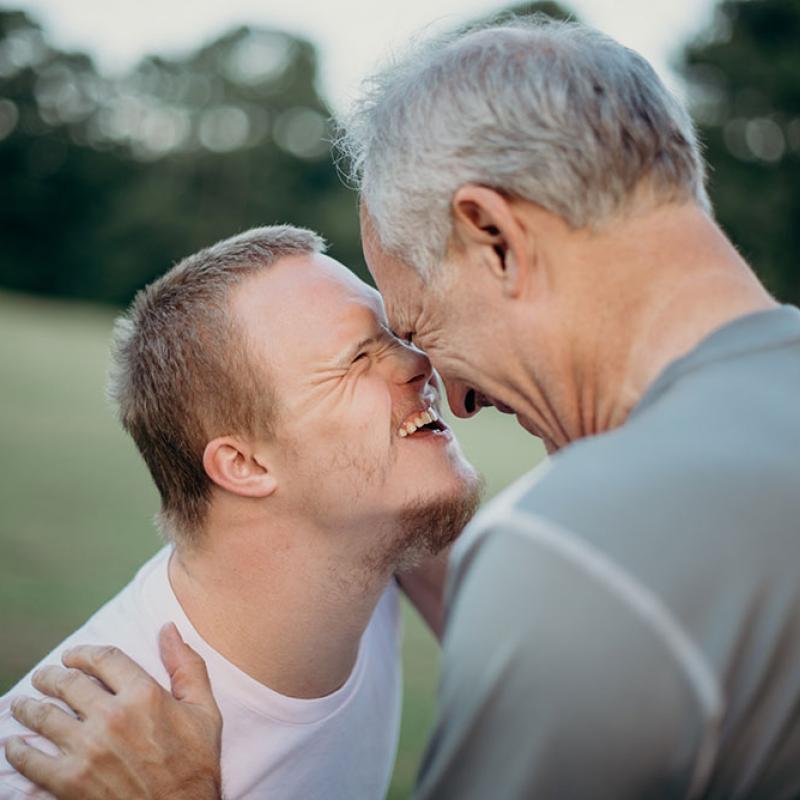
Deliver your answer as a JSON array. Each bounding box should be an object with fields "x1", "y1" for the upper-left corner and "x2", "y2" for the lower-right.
[{"x1": 338, "y1": 334, "x2": 382, "y2": 363}]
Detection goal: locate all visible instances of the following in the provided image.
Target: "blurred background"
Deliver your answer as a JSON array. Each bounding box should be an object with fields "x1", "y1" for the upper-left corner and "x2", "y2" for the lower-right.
[{"x1": 0, "y1": 0, "x2": 797, "y2": 796}]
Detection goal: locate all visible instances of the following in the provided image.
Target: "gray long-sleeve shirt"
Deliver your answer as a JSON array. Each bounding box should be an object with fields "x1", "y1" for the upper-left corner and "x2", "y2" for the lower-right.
[{"x1": 417, "y1": 306, "x2": 800, "y2": 800}]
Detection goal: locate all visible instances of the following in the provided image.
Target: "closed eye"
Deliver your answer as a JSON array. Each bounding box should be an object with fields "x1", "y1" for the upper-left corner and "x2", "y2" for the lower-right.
[{"x1": 353, "y1": 351, "x2": 368, "y2": 362}]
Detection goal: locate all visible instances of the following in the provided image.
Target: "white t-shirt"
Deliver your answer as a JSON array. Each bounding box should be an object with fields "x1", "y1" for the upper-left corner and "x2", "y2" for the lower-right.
[{"x1": 0, "y1": 547, "x2": 403, "y2": 799}]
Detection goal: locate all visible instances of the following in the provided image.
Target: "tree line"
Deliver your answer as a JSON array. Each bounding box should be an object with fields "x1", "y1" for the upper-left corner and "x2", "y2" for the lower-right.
[{"x1": 0, "y1": 0, "x2": 797, "y2": 306}]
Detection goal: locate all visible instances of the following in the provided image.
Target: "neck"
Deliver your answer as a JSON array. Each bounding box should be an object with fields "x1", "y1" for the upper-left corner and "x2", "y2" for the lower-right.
[
  {"x1": 168, "y1": 509, "x2": 393, "y2": 699},
  {"x1": 513, "y1": 201, "x2": 776, "y2": 447}
]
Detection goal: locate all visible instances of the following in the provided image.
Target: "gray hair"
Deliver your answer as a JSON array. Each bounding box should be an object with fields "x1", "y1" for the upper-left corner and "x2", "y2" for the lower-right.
[
  {"x1": 109, "y1": 225, "x2": 326, "y2": 547},
  {"x1": 337, "y1": 16, "x2": 710, "y2": 276}
]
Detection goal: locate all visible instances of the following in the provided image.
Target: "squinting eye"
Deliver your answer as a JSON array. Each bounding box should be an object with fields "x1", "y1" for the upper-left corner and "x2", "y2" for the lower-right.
[{"x1": 353, "y1": 352, "x2": 368, "y2": 362}]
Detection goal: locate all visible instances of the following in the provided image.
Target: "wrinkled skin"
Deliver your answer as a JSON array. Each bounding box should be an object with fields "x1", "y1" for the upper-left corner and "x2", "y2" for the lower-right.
[{"x1": 6, "y1": 625, "x2": 222, "y2": 800}]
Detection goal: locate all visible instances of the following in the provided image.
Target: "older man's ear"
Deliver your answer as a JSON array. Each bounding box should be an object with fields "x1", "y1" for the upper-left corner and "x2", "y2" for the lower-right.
[
  {"x1": 202, "y1": 437, "x2": 278, "y2": 498},
  {"x1": 451, "y1": 183, "x2": 534, "y2": 300}
]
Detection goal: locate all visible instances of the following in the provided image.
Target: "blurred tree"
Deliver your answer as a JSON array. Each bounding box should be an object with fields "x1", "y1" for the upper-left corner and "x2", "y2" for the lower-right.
[
  {"x1": 0, "y1": 11, "x2": 135, "y2": 299},
  {"x1": 682, "y1": 0, "x2": 800, "y2": 304},
  {"x1": 0, "y1": 11, "x2": 363, "y2": 305},
  {"x1": 6, "y1": 1, "x2": 796, "y2": 308}
]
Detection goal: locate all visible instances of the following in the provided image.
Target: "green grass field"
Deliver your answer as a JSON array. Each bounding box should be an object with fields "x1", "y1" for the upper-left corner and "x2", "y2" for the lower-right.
[{"x1": 0, "y1": 289, "x2": 544, "y2": 798}]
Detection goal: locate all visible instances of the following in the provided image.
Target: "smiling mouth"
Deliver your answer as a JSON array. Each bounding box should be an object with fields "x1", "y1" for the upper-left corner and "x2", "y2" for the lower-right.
[{"x1": 397, "y1": 404, "x2": 448, "y2": 438}]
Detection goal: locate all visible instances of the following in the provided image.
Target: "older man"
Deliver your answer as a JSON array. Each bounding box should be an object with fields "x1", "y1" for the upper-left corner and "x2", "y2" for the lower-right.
[
  {"x1": 8, "y1": 16, "x2": 800, "y2": 800},
  {"x1": 1, "y1": 225, "x2": 480, "y2": 799},
  {"x1": 345, "y1": 17, "x2": 800, "y2": 799}
]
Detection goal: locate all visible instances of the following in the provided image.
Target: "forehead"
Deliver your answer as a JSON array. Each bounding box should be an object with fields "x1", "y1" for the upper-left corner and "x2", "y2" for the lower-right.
[
  {"x1": 360, "y1": 210, "x2": 425, "y2": 332},
  {"x1": 231, "y1": 252, "x2": 385, "y2": 369}
]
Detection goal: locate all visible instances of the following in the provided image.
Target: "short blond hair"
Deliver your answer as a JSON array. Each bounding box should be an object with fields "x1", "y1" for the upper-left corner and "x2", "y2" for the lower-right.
[{"x1": 108, "y1": 225, "x2": 326, "y2": 545}]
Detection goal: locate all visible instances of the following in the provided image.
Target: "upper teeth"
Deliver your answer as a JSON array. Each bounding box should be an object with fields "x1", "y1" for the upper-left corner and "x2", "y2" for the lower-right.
[{"x1": 398, "y1": 406, "x2": 439, "y2": 437}]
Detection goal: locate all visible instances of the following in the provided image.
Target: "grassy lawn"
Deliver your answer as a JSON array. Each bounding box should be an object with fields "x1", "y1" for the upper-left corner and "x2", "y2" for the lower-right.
[{"x1": 0, "y1": 289, "x2": 544, "y2": 798}]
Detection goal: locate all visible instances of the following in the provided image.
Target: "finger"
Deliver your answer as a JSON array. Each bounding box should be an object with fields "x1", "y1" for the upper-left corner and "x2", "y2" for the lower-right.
[
  {"x1": 158, "y1": 622, "x2": 185, "y2": 680},
  {"x1": 31, "y1": 665, "x2": 112, "y2": 717},
  {"x1": 4, "y1": 735, "x2": 66, "y2": 794},
  {"x1": 10, "y1": 697, "x2": 80, "y2": 749},
  {"x1": 61, "y1": 644, "x2": 150, "y2": 695},
  {"x1": 159, "y1": 623, "x2": 215, "y2": 707}
]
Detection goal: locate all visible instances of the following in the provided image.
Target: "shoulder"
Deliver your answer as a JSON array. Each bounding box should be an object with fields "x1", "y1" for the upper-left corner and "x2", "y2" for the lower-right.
[
  {"x1": 451, "y1": 427, "x2": 669, "y2": 577},
  {"x1": 449, "y1": 508, "x2": 720, "y2": 716},
  {"x1": 2, "y1": 548, "x2": 172, "y2": 706},
  {"x1": 462, "y1": 405, "x2": 772, "y2": 573},
  {"x1": 427, "y1": 518, "x2": 721, "y2": 799},
  {"x1": 0, "y1": 551, "x2": 175, "y2": 793},
  {"x1": 448, "y1": 448, "x2": 723, "y2": 721}
]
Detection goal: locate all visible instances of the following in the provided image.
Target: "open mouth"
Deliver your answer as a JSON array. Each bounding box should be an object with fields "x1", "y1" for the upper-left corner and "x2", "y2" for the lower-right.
[
  {"x1": 415, "y1": 418, "x2": 447, "y2": 435},
  {"x1": 402, "y1": 417, "x2": 449, "y2": 440},
  {"x1": 397, "y1": 404, "x2": 449, "y2": 438}
]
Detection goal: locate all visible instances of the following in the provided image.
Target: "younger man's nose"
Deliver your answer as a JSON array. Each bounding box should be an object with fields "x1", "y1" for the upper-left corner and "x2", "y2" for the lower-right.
[{"x1": 394, "y1": 343, "x2": 433, "y2": 389}]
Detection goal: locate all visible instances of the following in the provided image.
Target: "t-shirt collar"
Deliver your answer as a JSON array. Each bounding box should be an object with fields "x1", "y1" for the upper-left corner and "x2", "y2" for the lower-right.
[{"x1": 631, "y1": 304, "x2": 800, "y2": 420}]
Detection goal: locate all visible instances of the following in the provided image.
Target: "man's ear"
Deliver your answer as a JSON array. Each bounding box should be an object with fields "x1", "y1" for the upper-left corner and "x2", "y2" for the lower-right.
[
  {"x1": 451, "y1": 184, "x2": 532, "y2": 299},
  {"x1": 202, "y1": 436, "x2": 277, "y2": 499}
]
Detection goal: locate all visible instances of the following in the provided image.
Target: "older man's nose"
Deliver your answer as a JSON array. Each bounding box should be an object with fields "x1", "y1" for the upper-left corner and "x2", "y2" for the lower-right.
[{"x1": 443, "y1": 378, "x2": 482, "y2": 419}]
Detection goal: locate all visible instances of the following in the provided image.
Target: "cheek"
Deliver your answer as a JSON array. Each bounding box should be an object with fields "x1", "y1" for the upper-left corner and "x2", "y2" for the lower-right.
[
  {"x1": 314, "y1": 383, "x2": 395, "y2": 483},
  {"x1": 346, "y1": 376, "x2": 393, "y2": 433},
  {"x1": 446, "y1": 332, "x2": 494, "y2": 378},
  {"x1": 354, "y1": 386, "x2": 395, "y2": 467},
  {"x1": 425, "y1": 344, "x2": 472, "y2": 386}
]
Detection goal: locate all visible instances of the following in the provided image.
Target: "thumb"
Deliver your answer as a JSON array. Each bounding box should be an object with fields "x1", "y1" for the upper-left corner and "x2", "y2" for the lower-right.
[{"x1": 159, "y1": 622, "x2": 215, "y2": 706}]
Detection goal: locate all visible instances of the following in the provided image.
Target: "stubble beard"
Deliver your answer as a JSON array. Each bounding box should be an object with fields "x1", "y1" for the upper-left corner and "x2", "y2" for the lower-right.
[
  {"x1": 368, "y1": 468, "x2": 485, "y2": 576},
  {"x1": 298, "y1": 430, "x2": 483, "y2": 579}
]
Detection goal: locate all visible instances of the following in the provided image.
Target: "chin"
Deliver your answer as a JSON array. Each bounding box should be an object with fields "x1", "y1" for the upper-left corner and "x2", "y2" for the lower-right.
[
  {"x1": 516, "y1": 413, "x2": 540, "y2": 437},
  {"x1": 386, "y1": 467, "x2": 485, "y2": 572},
  {"x1": 515, "y1": 413, "x2": 565, "y2": 454}
]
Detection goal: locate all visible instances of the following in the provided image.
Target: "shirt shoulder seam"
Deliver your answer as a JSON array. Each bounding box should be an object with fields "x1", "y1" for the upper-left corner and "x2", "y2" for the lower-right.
[
  {"x1": 633, "y1": 332, "x2": 800, "y2": 419},
  {"x1": 481, "y1": 507, "x2": 725, "y2": 798}
]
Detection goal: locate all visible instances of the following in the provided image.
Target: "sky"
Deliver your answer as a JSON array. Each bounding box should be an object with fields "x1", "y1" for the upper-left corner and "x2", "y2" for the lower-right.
[{"x1": 9, "y1": 0, "x2": 719, "y2": 112}]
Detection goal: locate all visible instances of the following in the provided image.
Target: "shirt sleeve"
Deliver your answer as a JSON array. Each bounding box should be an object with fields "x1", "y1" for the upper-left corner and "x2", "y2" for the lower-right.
[
  {"x1": 0, "y1": 702, "x2": 59, "y2": 799},
  {"x1": 414, "y1": 517, "x2": 717, "y2": 800}
]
